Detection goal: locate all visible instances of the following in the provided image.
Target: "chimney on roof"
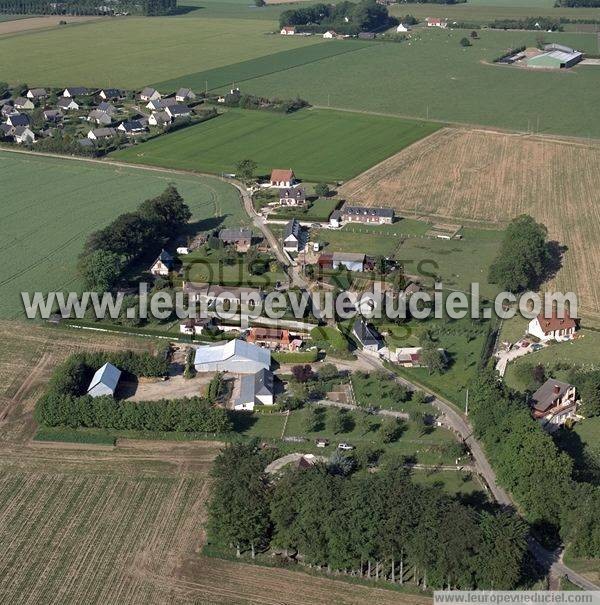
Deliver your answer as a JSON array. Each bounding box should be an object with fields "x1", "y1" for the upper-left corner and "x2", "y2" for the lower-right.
[{"x1": 553, "y1": 384, "x2": 561, "y2": 395}]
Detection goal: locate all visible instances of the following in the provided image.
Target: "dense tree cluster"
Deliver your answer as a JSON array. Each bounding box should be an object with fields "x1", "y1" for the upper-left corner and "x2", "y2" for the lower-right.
[
  {"x1": 34, "y1": 351, "x2": 232, "y2": 434},
  {"x1": 469, "y1": 367, "x2": 600, "y2": 558},
  {"x1": 558, "y1": 0, "x2": 600, "y2": 7},
  {"x1": 78, "y1": 185, "x2": 191, "y2": 291},
  {"x1": 569, "y1": 369, "x2": 600, "y2": 417},
  {"x1": 489, "y1": 17, "x2": 563, "y2": 31},
  {"x1": 488, "y1": 214, "x2": 552, "y2": 293},
  {"x1": 0, "y1": 0, "x2": 176, "y2": 16},
  {"x1": 280, "y1": 0, "x2": 395, "y2": 35},
  {"x1": 208, "y1": 443, "x2": 528, "y2": 588}
]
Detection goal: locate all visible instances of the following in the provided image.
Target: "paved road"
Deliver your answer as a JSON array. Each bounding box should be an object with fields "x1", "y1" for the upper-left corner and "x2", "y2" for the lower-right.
[{"x1": 354, "y1": 351, "x2": 599, "y2": 590}]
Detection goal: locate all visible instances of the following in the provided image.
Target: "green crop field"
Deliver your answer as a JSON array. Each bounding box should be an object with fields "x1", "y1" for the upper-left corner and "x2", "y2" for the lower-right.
[
  {"x1": 0, "y1": 151, "x2": 244, "y2": 320},
  {"x1": 0, "y1": 17, "x2": 319, "y2": 88},
  {"x1": 112, "y1": 108, "x2": 440, "y2": 182},
  {"x1": 218, "y1": 28, "x2": 600, "y2": 139}
]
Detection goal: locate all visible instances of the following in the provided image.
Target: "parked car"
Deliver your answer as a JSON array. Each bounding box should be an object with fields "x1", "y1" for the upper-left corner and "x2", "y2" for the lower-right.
[{"x1": 337, "y1": 442, "x2": 354, "y2": 451}]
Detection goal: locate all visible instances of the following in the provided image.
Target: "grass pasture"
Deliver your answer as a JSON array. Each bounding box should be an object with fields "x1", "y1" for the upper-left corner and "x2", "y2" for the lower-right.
[
  {"x1": 0, "y1": 151, "x2": 244, "y2": 319},
  {"x1": 112, "y1": 108, "x2": 440, "y2": 182},
  {"x1": 340, "y1": 128, "x2": 600, "y2": 321}
]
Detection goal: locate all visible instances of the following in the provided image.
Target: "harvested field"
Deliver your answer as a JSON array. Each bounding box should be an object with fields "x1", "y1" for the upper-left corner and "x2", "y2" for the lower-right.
[
  {"x1": 0, "y1": 16, "x2": 102, "y2": 36},
  {"x1": 340, "y1": 128, "x2": 600, "y2": 321}
]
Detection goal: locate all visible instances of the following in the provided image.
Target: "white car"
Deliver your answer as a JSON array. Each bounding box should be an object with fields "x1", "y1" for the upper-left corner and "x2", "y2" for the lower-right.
[{"x1": 337, "y1": 443, "x2": 354, "y2": 451}]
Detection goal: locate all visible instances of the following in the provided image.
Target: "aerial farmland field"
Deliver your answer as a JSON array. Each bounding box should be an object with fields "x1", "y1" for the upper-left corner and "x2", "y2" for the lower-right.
[
  {"x1": 0, "y1": 151, "x2": 245, "y2": 320},
  {"x1": 340, "y1": 127, "x2": 600, "y2": 322},
  {"x1": 112, "y1": 108, "x2": 440, "y2": 182}
]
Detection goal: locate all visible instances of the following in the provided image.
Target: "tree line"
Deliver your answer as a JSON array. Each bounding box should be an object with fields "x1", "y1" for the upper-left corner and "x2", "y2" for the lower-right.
[
  {"x1": 470, "y1": 367, "x2": 600, "y2": 558},
  {"x1": 208, "y1": 443, "x2": 529, "y2": 589},
  {"x1": 0, "y1": 0, "x2": 176, "y2": 15},
  {"x1": 34, "y1": 351, "x2": 232, "y2": 434},
  {"x1": 558, "y1": 0, "x2": 600, "y2": 6},
  {"x1": 78, "y1": 185, "x2": 191, "y2": 292},
  {"x1": 280, "y1": 0, "x2": 395, "y2": 35}
]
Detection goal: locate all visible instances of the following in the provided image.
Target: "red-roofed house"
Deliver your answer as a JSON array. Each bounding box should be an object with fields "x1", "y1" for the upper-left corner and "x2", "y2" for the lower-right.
[
  {"x1": 280, "y1": 26, "x2": 296, "y2": 35},
  {"x1": 528, "y1": 309, "x2": 577, "y2": 342},
  {"x1": 247, "y1": 327, "x2": 301, "y2": 351},
  {"x1": 270, "y1": 169, "x2": 295, "y2": 188},
  {"x1": 426, "y1": 17, "x2": 448, "y2": 28}
]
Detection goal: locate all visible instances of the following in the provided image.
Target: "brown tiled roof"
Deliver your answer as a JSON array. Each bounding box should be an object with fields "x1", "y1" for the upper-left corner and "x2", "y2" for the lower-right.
[
  {"x1": 536, "y1": 309, "x2": 576, "y2": 334},
  {"x1": 270, "y1": 168, "x2": 294, "y2": 182}
]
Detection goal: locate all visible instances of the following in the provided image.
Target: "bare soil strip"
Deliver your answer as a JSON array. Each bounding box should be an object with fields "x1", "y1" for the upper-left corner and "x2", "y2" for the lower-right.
[{"x1": 0, "y1": 16, "x2": 104, "y2": 36}]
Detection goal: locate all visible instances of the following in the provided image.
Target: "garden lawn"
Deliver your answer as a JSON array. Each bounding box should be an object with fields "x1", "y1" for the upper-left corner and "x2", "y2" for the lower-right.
[
  {"x1": 410, "y1": 469, "x2": 485, "y2": 497},
  {"x1": 0, "y1": 151, "x2": 244, "y2": 319},
  {"x1": 111, "y1": 108, "x2": 441, "y2": 182}
]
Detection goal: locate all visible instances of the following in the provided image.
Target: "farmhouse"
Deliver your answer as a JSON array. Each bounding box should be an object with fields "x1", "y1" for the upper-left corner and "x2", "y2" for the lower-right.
[
  {"x1": 87, "y1": 127, "x2": 117, "y2": 141},
  {"x1": 232, "y1": 368, "x2": 274, "y2": 411},
  {"x1": 218, "y1": 227, "x2": 252, "y2": 251},
  {"x1": 280, "y1": 26, "x2": 295, "y2": 35},
  {"x1": 396, "y1": 23, "x2": 410, "y2": 32},
  {"x1": 426, "y1": 17, "x2": 447, "y2": 28},
  {"x1": 176, "y1": 88, "x2": 196, "y2": 102},
  {"x1": 13, "y1": 126, "x2": 35, "y2": 144},
  {"x1": 13, "y1": 97, "x2": 34, "y2": 110},
  {"x1": 194, "y1": 338, "x2": 271, "y2": 373},
  {"x1": 279, "y1": 187, "x2": 306, "y2": 206},
  {"x1": 283, "y1": 219, "x2": 301, "y2": 252},
  {"x1": 527, "y1": 48, "x2": 583, "y2": 69},
  {"x1": 88, "y1": 109, "x2": 112, "y2": 126},
  {"x1": 87, "y1": 362, "x2": 121, "y2": 398},
  {"x1": 247, "y1": 327, "x2": 301, "y2": 351},
  {"x1": 57, "y1": 98, "x2": 79, "y2": 111},
  {"x1": 150, "y1": 249, "x2": 174, "y2": 276},
  {"x1": 332, "y1": 252, "x2": 365, "y2": 272},
  {"x1": 323, "y1": 30, "x2": 337, "y2": 39},
  {"x1": 99, "y1": 88, "x2": 123, "y2": 100},
  {"x1": 340, "y1": 204, "x2": 394, "y2": 225},
  {"x1": 353, "y1": 318, "x2": 382, "y2": 352},
  {"x1": 26, "y1": 88, "x2": 47, "y2": 101},
  {"x1": 528, "y1": 309, "x2": 577, "y2": 342},
  {"x1": 140, "y1": 87, "x2": 161, "y2": 102},
  {"x1": 531, "y1": 379, "x2": 578, "y2": 431},
  {"x1": 62, "y1": 87, "x2": 90, "y2": 97},
  {"x1": 270, "y1": 168, "x2": 296, "y2": 188}
]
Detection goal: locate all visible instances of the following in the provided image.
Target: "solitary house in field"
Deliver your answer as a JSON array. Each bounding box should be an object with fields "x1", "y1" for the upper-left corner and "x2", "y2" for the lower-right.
[
  {"x1": 233, "y1": 369, "x2": 274, "y2": 410},
  {"x1": 280, "y1": 26, "x2": 295, "y2": 35},
  {"x1": 353, "y1": 318, "x2": 382, "y2": 352},
  {"x1": 531, "y1": 379, "x2": 578, "y2": 431},
  {"x1": 279, "y1": 187, "x2": 306, "y2": 206},
  {"x1": 87, "y1": 362, "x2": 121, "y2": 398},
  {"x1": 150, "y1": 249, "x2": 174, "y2": 276},
  {"x1": 270, "y1": 168, "x2": 295, "y2": 188},
  {"x1": 527, "y1": 48, "x2": 582, "y2": 69},
  {"x1": 528, "y1": 309, "x2": 577, "y2": 342},
  {"x1": 194, "y1": 339, "x2": 271, "y2": 374},
  {"x1": 426, "y1": 17, "x2": 447, "y2": 28},
  {"x1": 283, "y1": 219, "x2": 301, "y2": 252}
]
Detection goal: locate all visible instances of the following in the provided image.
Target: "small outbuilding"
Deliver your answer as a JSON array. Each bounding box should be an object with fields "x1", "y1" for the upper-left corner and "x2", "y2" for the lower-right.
[
  {"x1": 87, "y1": 362, "x2": 121, "y2": 398},
  {"x1": 233, "y1": 369, "x2": 274, "y2": 410}
]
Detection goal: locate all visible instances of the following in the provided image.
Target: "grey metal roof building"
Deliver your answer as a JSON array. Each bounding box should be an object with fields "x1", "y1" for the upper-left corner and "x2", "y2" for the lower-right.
[
  {"x1": 233, "y1": 369, "x2": 274, "y2": 410},
  {"x1": 219, "y1": 227, "x2": 252, "y2": 243},
  {"x1": 194, "y1": 339, "x2": 271, "y2": 374},
  {"x1": 353, "y1": 318, "x2": 382, "y2": 351},
  {"x1": 528, "y1": 49, "x2": 583, "y2": 69},
  {"x1": 87, "y1": 362, "x2": 121, "y2": 398}
]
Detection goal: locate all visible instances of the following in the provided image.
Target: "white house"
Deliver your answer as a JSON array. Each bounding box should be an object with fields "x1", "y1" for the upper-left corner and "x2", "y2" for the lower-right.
[
  {"x1": 87, "y1": 362, "x2": 121, "y2": 398},
  {"x1": 283, "y1": 219, "x2": 301, "y2": 252},
  {"x1": 528, "y1": 309, "x2": 577, "y2": 342},
  {"x1": 146, "y1": 99, "x2": 164, "y2": 111},
  {"x1": 149, "y1": 111, "x2": 171, "y2": 127},
  {"x1": 280, "y1": 26, "x2": 295, "y2": 35},
  {"x1": 13, "y1": 126, "x2": 35, "y2": 144},
  {"x1": 13, "y1": 97, "x2": 34, "y2": 110},
  {"x1": 62, "y1": 87, "x2": 89, "y2": 98},
  {"x1": 140, "y1": 87, "x2": 161, "y2": 102},
  {"x1": 26, "y1": 88, "x2": 47, "y2": 101},
  {"x1": 270, "y1": 168, "x2": 295, "y2": 188},
  {"x1": 194, "y1": 339, "x2": 271, "y2": 374},
  {"x1": 57, "y1": 98, "x2": 80, "y2": 111},
  {"x1": 165, "y1": 104, "x2": 192, "y2": 119},
  {"x1": 176, "y1": 88, "x2": 196, "y2": 102},
  {"x1": 323, "y1": 30, "x2": 337, "y2": 39},
  {"x1": 99, "y1": 88, "x2": 123, "y2": 100},
  {"x1": 149, "y1": 249, "x2": 173, "y2": 276},
  {"x1": 118, "y1": 120, "x2": 146, "y2": 135},
  {"x1": 233, "y1": 369, "x2": 274, "y2": 411},
  {"x1": 531, "y1": 379, "x2": 578, "y2": 431},
  {"x1": 396, "y1": 23, "x2": 410, "y2": 32},
  {"x1": 87, "y1": 127, "x2": 117, "y2": 141}
]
